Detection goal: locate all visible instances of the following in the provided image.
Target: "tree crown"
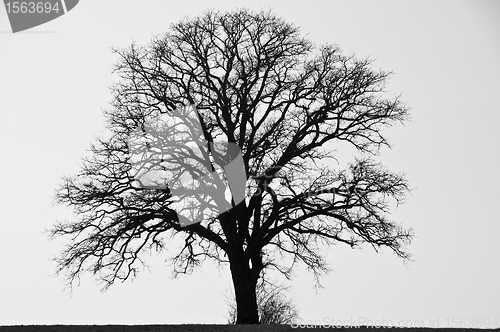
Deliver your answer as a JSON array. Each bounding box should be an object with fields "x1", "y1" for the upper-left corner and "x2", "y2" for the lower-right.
[{"x1": 51, "y1": 8, "x2": 412, "y2": 290}]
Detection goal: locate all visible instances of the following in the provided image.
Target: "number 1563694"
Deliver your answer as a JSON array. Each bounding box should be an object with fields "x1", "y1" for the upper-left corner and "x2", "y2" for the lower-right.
[{"x1": 5, "y1": 1, "x2": 60, "y2": 14}]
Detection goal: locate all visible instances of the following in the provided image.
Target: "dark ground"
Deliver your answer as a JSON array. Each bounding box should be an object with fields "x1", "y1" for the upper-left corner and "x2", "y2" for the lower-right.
[{"x1": 0, "y1": 326, "x2": 498, "y2": 332}]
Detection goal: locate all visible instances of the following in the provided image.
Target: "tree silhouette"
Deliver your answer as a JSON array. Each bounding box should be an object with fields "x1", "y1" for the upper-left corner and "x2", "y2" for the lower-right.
[{"x1": 50, "y1": 9, "x2": 413, "y2": 324}]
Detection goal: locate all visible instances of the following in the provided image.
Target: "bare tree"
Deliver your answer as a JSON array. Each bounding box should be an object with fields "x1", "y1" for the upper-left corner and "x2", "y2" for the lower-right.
[{"x1": 50, "y1": 9, "x2": 413, "y2": 324}]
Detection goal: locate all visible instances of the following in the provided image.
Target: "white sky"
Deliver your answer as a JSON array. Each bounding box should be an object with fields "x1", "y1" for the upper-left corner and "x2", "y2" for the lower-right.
[{"x1": 1, "y1": 0, "x2": 499, "y2": 327}]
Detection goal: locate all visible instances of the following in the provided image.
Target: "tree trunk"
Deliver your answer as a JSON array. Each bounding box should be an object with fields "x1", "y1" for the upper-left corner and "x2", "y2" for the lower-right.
[{"x1": 230, "y1": 257, "x2": 259, "y2": 324}]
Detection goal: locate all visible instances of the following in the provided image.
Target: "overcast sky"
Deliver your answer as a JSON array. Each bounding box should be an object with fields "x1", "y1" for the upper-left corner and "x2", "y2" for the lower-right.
[{"x1": 1, "y1": 0, "x2": 499, "y2": 327}]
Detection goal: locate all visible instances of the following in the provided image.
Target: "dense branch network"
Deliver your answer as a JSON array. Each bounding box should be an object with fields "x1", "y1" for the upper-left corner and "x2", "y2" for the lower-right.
[{"x1": 50, "y1": 9, "x2": 412, "y2": 290}]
